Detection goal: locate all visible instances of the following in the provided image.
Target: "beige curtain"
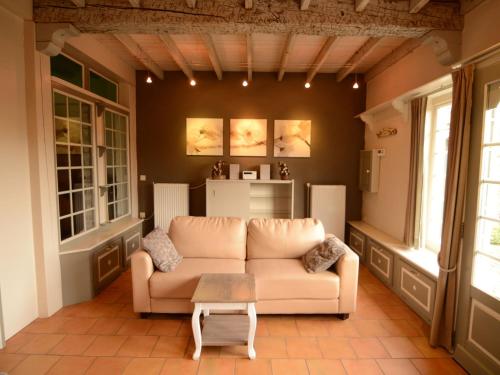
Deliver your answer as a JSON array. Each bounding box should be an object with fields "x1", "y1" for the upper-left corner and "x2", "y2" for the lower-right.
[
  {"x1": 430, "y1": 64, "x2": 475, "y2": 351},
  {"x1": 404, "y1": 97, "x2": 427, "y2": 247}
]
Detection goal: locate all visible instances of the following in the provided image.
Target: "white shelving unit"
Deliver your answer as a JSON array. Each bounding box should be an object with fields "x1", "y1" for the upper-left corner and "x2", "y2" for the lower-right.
[{"x1": 206, "y1": 179, "x2": 294, "y2": 220}]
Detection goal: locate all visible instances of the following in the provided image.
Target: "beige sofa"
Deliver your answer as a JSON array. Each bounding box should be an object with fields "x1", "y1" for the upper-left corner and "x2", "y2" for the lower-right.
[{"x1": 131, "y1": 216, "x2": 359, "y2": 318}]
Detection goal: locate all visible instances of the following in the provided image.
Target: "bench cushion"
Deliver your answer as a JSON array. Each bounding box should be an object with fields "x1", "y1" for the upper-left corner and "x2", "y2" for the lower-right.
[{"x1": 246, "y1": 259, "x2": 339, "y2": 300}]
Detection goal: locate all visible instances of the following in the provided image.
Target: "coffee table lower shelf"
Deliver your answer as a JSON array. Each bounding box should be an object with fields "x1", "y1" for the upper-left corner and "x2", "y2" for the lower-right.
[{"x1": 202, "y1": 315, "x2": 249, "y2": 346}]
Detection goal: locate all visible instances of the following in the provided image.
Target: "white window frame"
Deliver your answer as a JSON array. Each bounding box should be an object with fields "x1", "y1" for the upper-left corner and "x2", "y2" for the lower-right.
[
  {"x1": 53, "y1": 89, "x2": 99, "y2": 244},
  {"x1": 419, "y1": 90, "x2": 452, "y2": 253},
  {"x1": 471, "y1": 78, "x2": 500, "y2": 299},
  {"x1": 101, "y1": 108, "x2": 131, "y2": 223}
]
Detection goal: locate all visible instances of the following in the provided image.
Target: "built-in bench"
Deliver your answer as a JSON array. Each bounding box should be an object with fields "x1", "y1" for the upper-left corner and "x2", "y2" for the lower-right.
[{"x1": 348, "y1": 221, "x2": 438, "y2": 323}]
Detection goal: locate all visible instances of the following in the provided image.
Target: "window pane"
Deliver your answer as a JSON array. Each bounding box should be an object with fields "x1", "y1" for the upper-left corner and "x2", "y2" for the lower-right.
[
  {"x1": 479, "y1": 183, "x2": 500, "y2": 220},
  {"x1": 82, "y1": 147, "x2": 92, "y2": 166},
  {"x1": 72, "y1": 191, "x2": 83, "y2": 213},
  {"x1": 68, "y1": 98, "x2": 80, "y2": 121},
  {"x1": 484, "y1": 97, "x2": 500, "y2": 144},
  {"x1": 60, "y1": 217, "x2": 72, "y2": 241},
  {"x1": 481, "y1": 146, "x2": 500, "y2": 181},
  {"x1": 51, "y1": 54, "x2": 83, "y2": 87},
  {"x1": 73, "y1": 213, "x2": 84, "y2": 235},
  {"x1": 117, "y1": 200, "x2": 128, "y2": 217},
  {"x1": 106, "y1": 130, "x2": 113, "y2": 147},
  {"x1": 107, "y1": 186, "x2": 115, "y2": 202},
  {"x1": 472, "y1": 253, "x2": 500, "y2": 299},
  {"x1": 56, "y1": 145, "x2": 69, "y2": 167},
  {"x1": 57, "y1": 169, "x2": 70, "y2": 192},
  {"x1": 85, "y1": 210, "x2": 95, "y2": 230},
  {"x1": 55, "y1": 118, "x2": 68, "y2": 143},
  {"x1": 54, "y1": 92, "x2": 67, "y2": 117},
  {"x1": 108, "y1": 204, "x2": 115, "y2": 221},
  {"x1": 476, "y1": 219, "x2": 500, "y2": 261},
  {"x1": 58, "y1": 193, "x2": 71, "y2": 217},
  {"x1": 89, "y1": 70, "x2": 118, "y2": 102},
  {"x1": 84, "y1": 189, "x2": 94, "y2": 209},
  {"x1": 106, "y1": 149, "x2": 113, "y2": 165},
  {"x1": 69, "y1": 121, "x2": 81, "y2": 144},
  {"x1": 81, "y1": 103, "x2": 91, "y2": 124},
  {"x1": 107, "y1": 167, "x2": 114, "y2": 185},
  {"x1": 82, "y1": 125, "x2": 92, "y2": 145},
  {"x1": 70, "y1": 145, "x2": 82, "y2": 166},
  {"x1": 71, "y1": 169, "x2": 82, "y2": 190},
  {"x1": 83, "y1": 168, "x2": 93, "y2": 188}
]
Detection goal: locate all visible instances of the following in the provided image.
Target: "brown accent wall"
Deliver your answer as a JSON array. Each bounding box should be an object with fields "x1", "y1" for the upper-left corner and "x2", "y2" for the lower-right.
[{"x1": 137, "y1": 71, "x2": 365, "y2": 234}]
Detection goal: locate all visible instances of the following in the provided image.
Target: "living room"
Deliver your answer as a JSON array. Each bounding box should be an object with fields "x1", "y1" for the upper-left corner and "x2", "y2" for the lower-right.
[{"x1": 0, "y1": 0, "x2": 499, "y2": 374}]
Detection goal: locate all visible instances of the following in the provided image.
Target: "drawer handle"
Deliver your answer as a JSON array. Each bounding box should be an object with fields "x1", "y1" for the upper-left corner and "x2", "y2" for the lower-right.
[
  {"x1": 107, "y1": 259, "x2": 112, "y2": 266},
  {"x1": 412, "y1": 285, "x2": 417, "y2": 291},
  {"x1": 378, "y1": 259, "x2": 381, "y2": 264}
]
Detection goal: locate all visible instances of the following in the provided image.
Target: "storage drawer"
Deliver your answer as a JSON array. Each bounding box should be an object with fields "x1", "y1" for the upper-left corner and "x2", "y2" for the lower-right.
[
  {"x1": 124, "y1": 230, "x2": 141, "y2": 266},
  {"x1": 93, "y1": 239, "x2": 122, "y2": 292},
  {"x1": 348, "y1": 227, "x2": 365, "y2": 260},
  {"x1": 368, "y1": 240, "x2": 394, "y2": 286},
  {"x1": 397, "y1": 260, "x2": 436, "y2": 322}
]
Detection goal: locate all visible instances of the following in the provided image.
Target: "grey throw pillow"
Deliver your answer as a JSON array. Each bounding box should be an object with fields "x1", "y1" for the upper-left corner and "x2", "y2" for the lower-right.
[
  {"x1": 142, "y1": 227, "x2": 183, "y2": 272},
  {"x1": 302, "y1": 236, "x2": 346, "y2": 273}
]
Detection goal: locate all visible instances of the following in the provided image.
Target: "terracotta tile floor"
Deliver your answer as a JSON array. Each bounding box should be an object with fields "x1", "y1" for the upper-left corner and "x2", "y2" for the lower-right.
[{"x1": 0, "y1": 265, "x2": 469, "y2": 374}]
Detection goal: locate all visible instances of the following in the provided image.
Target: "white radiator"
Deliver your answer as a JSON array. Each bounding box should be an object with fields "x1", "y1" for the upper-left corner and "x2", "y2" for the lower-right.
[
  {"x1": 154, "y1": 183, "x2": 189, "y2": 231},
  {"x1": 308, "y1": 185, "x2": 346, "y2": 241}
]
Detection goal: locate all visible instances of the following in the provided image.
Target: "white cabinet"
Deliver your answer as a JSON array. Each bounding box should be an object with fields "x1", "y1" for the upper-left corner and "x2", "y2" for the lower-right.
[{"x1": 206, "y1": 179, "x2": 294, "y2": 220}]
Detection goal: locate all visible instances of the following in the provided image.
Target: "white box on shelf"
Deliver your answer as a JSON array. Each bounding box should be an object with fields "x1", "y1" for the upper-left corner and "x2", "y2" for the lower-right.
[
  {"x1": 260, "y1": 164, "x2": 270, "y2": 180},
  {"x1": 229, "y1": 164, "x2": 240, "y2": 180},
  {"x1": 242, "y1": 171, "x2": 257, "y2": 180}
]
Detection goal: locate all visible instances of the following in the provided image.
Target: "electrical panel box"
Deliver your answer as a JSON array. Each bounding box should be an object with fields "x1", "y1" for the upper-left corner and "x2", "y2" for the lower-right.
[{"x1": 359, "y1": 150, "x2": 380, "y2": 193}]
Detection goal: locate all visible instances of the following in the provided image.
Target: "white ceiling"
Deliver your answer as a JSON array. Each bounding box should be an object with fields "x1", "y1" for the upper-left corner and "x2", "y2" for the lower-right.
[{"x1": 94, "y1": 33, "x2": 407, "y2": 76}]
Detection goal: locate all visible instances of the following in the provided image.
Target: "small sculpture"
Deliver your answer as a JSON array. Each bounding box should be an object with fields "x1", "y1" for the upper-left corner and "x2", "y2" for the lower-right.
[
  {"x1": 278, "y1": 162, "x2": 290, "y2": 180},
  {"x1": 211, "y1": 160, "x2": 226, "y2": 180}
]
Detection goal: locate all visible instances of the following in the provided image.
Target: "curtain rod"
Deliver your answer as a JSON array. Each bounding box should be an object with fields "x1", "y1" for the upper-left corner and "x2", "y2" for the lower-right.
[{"x1": 452, "y1": 43, "x2": 500, "y2": 70}]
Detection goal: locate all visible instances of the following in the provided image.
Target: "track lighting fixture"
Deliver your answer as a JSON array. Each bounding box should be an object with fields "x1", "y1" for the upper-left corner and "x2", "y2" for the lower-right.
[
  {"x1": 304, "y1": 82, "x2": 311, "y2": 89},
  {"x1": 353, "y1": 74, "x2": 359, "y2": 89},
  {"x1": 146, "y1": 72, "x2": 152, "y2": 84}
]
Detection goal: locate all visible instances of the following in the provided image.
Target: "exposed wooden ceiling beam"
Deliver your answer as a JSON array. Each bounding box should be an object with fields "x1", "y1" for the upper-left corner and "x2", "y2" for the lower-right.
[
  {"x1": 355, "y1": 0, "x2": 371, "y2": 12},
  {"x1": 336, "y1": 37, "x2": 383, "y2": 82},
  {"x1": 245, "y1": 0, "x2": 253, "y2": 9},
  {"x1": 306, "y1": 37, "x2": 337, "y2": 83},
  {"x1": 158, "y1": 34, "x2": 194, "y2": 81},
  {"x1": 69, "y1": 0, "x2": 85, "y2": 7},
  {"x1": 409, "y1": 0, "x2": 430, "y2": 13},
  {"x1": 129, "y1": 0, "x2": 140, "y2": 7},
  {"x1": 186, "y1": 0, "x2": 196, "y2": 8},
  {"x1": 365, "y1": 38, "x2": 422, "y2": 81},
  {"x1": 114, "y1": 34, "x2": 164, "y2": 79},
  {"x1": 277, "y1": 33, "x2": 296, "y2": 82},
  {"x1": 300, "y1": 0, "x2": 311, "y2": 10},
  {"x1": 201, "y1": 34, "x2": 223, "y2": 80},
  {"x1": 33, "y1": 0, "x2": 462, "y2": 38},
  {"x1": 247, "y1": 33, "x2": 253, "y2": 82}
]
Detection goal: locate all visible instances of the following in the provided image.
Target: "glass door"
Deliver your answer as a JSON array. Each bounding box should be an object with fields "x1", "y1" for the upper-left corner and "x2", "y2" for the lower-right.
[{"x1": 455, "y1": 62, "x2": 500, "y2": 375}]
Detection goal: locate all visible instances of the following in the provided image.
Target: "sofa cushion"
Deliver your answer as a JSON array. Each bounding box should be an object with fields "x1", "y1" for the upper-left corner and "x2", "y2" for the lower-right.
[
  {"x1": 169, "y1": 216, "x2": 247, "y2": 260},
  {"x1": 246, "y1": 259, "x2": 339, "y2": 300},
  {"x1": 142, "y1": 228, "x2": 183, "y2": 272},
  {"x1": 247, "y1": 218, "x2": 325, "y2": 259},
  {"x1": 302, "y1": 236, "x2": 346, "y2": 273},
  {"x1": 149, "y1": 258, "x2": 246, "y2": 299}
]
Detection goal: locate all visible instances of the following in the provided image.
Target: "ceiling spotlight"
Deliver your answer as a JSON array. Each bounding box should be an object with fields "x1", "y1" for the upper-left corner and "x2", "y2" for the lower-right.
[
  {"x1": 304, "y1": 82, "x2": 311, "y2": 89},
  {"x1": 190, "y1": 79, "x2": 197, "y2": 86},
  {"x1": 242, "y1": 80, "x2": 249, "y2": 87},
  {"x1": 146, "y1": 74, "x2": 153, "y2": 84},
  {"x1": 353, "y1": 74, "x2": 359, "y2": 89}
]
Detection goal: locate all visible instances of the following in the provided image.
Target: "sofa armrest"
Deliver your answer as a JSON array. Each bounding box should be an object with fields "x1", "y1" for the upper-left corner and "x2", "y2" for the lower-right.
[
  {"x1": 327, "y1": 234, "x2": 359, "y2": 313},
  {"x1": 131, "y1": 250, "x2": 154, "y2": 313}
]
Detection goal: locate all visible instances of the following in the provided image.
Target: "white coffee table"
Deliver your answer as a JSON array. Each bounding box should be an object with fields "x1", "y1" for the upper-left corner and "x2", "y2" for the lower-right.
[{"x1": 191, "y1": 273, "x2": 257, "y2": 360}]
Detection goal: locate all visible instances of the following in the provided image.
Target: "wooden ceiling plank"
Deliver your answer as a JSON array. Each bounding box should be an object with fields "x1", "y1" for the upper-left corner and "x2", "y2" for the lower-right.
[
  {"x1": 114, "y1": 34, "x2": 164, "y2": 79},
  {"x1": 300, "y1": 0, "x2": 311, "y2": 10},
  {"x1": 306, "y1": 36, "x2": 337, "y2": 83},
  {"x1": 70, "y1": 0, "x2": 85, "y2": 7},
  {"x1": 365, "y1": 38, "x2": 422, "y2": 81},
  {"x1": 409, "y1": 0, "x2": 430, "y2": 13},
  {"x1": 159, "y1": 34, "x2": 194, "y2": 80},
  {"x1": 201, "y1": 34, "x2": 223, "y2": 80},
  {"x1": 355, "y1": 0, "x2": 371, "y2": 12},
  {"x1": 129, "y1": 0, "x2": 140, "y2": 7},
  {"x1": 336, "y1": 37, "x2": 383, "y2": 82},
  {"x1": 186, "y1": 0, "x2": 196, "y2": 8},
  {"x1": 277, "y1": 33, "x2": 296, "y2": 82},
  {"x1": 33, "y1": 0, "x2": 461, "y2": 38},
  {"x1": 245, "y1": 0, "x2": 253, "y2": 9},
  {"x1": 247, "y1": 33, "x2": 253, "y2": 82}
]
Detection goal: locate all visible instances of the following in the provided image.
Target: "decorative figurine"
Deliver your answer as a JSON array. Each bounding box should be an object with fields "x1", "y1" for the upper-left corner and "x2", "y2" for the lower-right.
[
  {"x1": 211, "y1": 160, "x2": 226, "y2": 180},
  {"x1": 278, "y1": 162, "x2": 290, "y2": 180}
]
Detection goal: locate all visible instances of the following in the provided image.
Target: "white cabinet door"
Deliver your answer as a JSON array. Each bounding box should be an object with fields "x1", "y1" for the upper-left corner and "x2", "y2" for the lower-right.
[{"x1": 206, "y1": 181, "x2": 250, "y2": 218}]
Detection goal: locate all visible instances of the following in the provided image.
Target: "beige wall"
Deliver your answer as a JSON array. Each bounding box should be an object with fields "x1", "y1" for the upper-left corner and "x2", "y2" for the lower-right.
[
  {"x1": 0, "y1": 5, "x2": 39, "y2": 339},
  {"x1": 362, "y1": 0, "x2": 500, "y2": 240}
]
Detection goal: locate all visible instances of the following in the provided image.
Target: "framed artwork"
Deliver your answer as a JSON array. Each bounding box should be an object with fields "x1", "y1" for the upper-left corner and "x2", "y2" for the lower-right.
[
  {"x1": 274, "y1": 120, "x2": 311, "y2": 157},
  {"x1": 186, "y1": 118, "x2": 223, "y2": 156},
  {"x1": 230, "y1": 119, "x2": 267, "y2": 156}
]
